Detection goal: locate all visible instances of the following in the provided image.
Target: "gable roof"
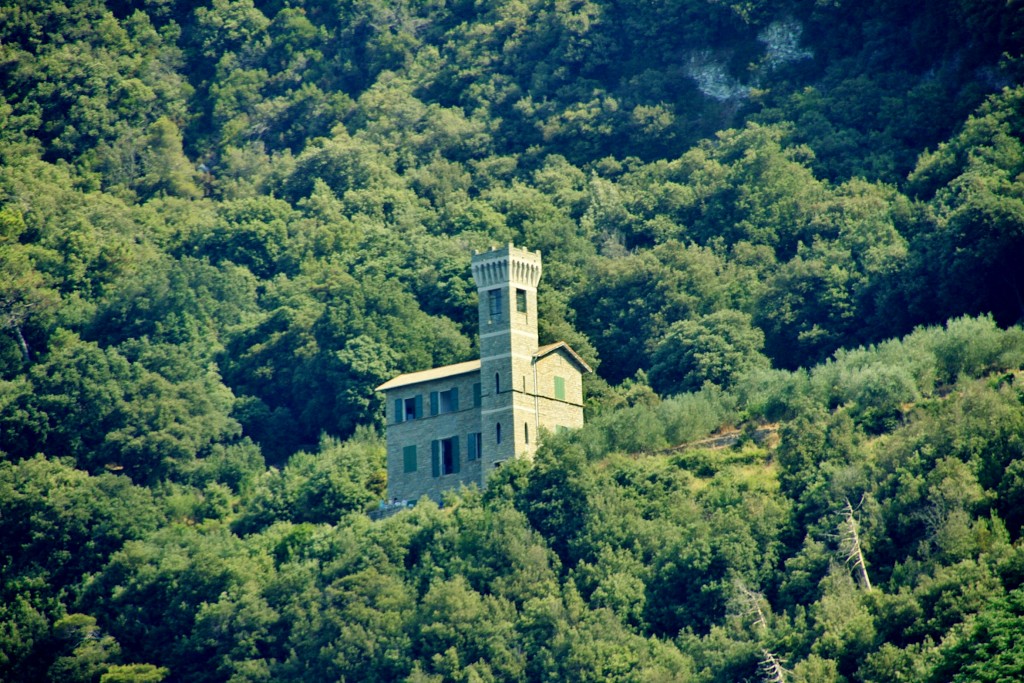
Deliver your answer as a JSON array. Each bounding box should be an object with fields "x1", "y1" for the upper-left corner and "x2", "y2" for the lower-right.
[
  {"x1": 533, "y1": 341, "x2": 593, "y2": 374},
  {"x1": 375, "y1": 341, "x2": 592, "y2": 393},
  {"x1": 375, "y1": 359, "x2": 481, "y2": 392}
]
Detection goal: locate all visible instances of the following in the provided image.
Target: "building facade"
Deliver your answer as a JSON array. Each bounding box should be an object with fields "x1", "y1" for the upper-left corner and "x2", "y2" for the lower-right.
[{"x1": 376, "y1": 245, "x2": 591, "y2": 502}]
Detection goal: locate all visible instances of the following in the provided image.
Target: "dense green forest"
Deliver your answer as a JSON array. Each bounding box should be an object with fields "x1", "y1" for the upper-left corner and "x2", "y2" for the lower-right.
[{"x1": 2, "y1": 0, "x2": 1024, "y2": 680}]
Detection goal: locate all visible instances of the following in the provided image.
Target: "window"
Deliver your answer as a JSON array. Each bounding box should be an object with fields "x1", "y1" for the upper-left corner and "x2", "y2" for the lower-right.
[
  {"x1": 524, "y1": 422, "x2": 529, "y2": 445},
  {"x1": 431, "y1": 437, "x2": 460, "y2": 476},
  {"x1": 402, "y1": 445, "x2": 417, "y2": 473},
  {"x1": 495, "y1": 372, "x2": 500, "y2": 393},
  {"x1": 396, "y1": 395, "x2": 422, "y2": 422},
  {"x1": 554, "y1": 376, "x2": 566, "y2": 401},
  {"x1": 516, "y1": 288, "x2": 527, "y2": 313},
  {"x1": 473, "y1": 382, "x2": 482, "y2": 407},
  {"x1": 496, "y1": 423, "x2": 502, "y2": 444},
  {"x1": 439, "y1": 387, "x2": 457, "y2": 413},
  {"x1": 430, "y1": 387, "x2": 459, "y2": 415},
  {"x1": 468, "y1": 432, "x2": 482, "y2": 460},
  {"x1": 441, "y1": 439, "x2": 455, "y2": 474},
  {"x1": 488, "y1": 289, "x2": 502, "y2": 320}
]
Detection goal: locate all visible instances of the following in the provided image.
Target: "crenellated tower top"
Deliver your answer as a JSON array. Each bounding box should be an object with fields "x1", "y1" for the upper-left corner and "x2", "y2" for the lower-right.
[{"x1": 471, "y1": 243, "x2": 542, "y2": 290}]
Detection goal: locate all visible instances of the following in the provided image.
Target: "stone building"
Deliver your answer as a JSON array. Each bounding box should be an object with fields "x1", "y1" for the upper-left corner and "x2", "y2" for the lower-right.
[{"x1": 375, "y1": 244, "x2": 591, "y2": 502}]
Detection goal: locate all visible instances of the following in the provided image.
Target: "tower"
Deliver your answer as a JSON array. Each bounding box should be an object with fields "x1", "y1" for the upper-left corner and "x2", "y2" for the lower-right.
[
  {"x1": 376, "y1": 244, "x2": 588, "y2": 505},
  {"x1": 471, "y1": 244, "x2": 542, "y2": 479}
]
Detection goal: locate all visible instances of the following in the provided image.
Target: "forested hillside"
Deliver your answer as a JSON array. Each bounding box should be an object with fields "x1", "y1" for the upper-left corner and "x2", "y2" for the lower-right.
[{"x1": 2, "y1": 0, "x2": 1024, "y2": 681}]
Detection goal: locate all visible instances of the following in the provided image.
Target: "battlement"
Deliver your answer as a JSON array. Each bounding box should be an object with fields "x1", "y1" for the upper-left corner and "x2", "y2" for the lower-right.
[{"x1": 471, "y1": 243, "x2": 542, "y2": 289}]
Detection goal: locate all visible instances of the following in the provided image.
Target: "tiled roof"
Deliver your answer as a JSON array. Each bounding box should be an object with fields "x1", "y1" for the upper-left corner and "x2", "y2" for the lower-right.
[{"x1": 375, "y1": 359, "x2": 481, "y2": 392}]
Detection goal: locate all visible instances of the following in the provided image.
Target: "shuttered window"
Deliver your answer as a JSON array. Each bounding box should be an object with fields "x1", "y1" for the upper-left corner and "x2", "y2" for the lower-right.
[
  {"x1": 431, "y1": 437, "x2": 460, "y2": 476},
  {"x1": 403, "y1": 445, "x2": 417, "y2": 473},
  {"x1": 397, "y1": 396, "x2": 422, "y2": 421},
  {"x1": 430, "y1": 387, "x2": 459, "y2": 415},
  {"x1": 467, "y1": 432, "x2": 482, "y2": 460}
]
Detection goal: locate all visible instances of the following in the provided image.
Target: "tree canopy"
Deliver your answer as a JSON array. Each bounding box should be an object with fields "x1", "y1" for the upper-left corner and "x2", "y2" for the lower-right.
[{"x1": 1, "y1": 0, "x2": 1024, "y2": 680}]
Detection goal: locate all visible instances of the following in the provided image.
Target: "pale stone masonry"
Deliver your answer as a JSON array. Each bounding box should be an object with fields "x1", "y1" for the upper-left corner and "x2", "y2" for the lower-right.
[{"x1": 376, "y1": 245, "x2": 591, "y2": 502}]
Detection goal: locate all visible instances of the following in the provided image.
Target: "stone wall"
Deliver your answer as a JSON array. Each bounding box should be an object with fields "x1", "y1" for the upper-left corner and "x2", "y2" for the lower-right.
[
  {"x1": 535, "y1": 349, "x2": 586, "y2": 434},
  {"x1": 534, "y1": 350, "x2": 585, "y2": 408},
  {"x1": 384, "y1": 371, "x2": 484, "y2": 502}
]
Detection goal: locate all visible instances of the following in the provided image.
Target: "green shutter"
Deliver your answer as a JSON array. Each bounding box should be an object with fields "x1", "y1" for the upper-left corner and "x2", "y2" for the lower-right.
[
  {"x1": 431, "y1": 440, "x2": 440, "y2": 477},
  {"x1": 451, "y1": 436, "x2": 460, "y2": 473},
  {"x1": 473, "y1": 383, "x2": 481, "y2": 407},
  {"x1": 467, "y1": 433, "x2": 477, "y2": 461},
  {"x1": 451, "y1": 387, "x2": 459, "y2": 411},
  {"x1": 429, "y1": 391, "x2": 438, "y2": 416},
  {"x1": 403, "y1": 445, "x2": 417, "y2": 473},
  {"x1": 394, "y1": 398, "x2": 403, "y2": 423},
  {"x1": 414, "y1": 394, "x2": 423, "y2": 419},
  {"x1": 554, "y1": 376, "x2": 566, "y2": 401}
]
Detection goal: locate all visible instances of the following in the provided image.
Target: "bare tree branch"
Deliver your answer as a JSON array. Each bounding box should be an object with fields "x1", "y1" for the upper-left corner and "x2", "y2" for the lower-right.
[
  {"x1": 840, "y1": 497, "x2": 873, "y2": 592},
  {"x1": 759, "y1": 649, "x2": 789, "y2": 683},
  {"x1": 733, "y1": 577, "x2": 770, "y2": 631}
]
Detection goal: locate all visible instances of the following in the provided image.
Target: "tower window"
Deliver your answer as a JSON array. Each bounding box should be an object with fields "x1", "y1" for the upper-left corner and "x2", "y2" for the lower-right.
[
  {"x1": 525, "y1": 422, "x2": 529, "y2": 444},
  {"x1": 495, "y1": 372, "x2": 500, "y2": 393},
  {"x1": 516, "y1": 288, "x2": 527, "y2": 313},
  {"x1": 496, "y1": 423, "x2": 502, "y2": 444},
  {"x1": 488, "y1": 289, "x2": 502, "y2": 320}
]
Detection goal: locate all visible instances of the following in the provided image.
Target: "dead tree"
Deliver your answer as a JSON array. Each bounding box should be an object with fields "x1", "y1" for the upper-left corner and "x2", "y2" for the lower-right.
[
  {"x1": 759, "y1": 649, "x2": 789, "y2": 683},
  {"x1": 841, "y1": 497, "x2": 873, "y2": 592},
  {"x1": 733, "y1": 578, "x2": 769, "y2": 632},
  {"x1": 732, "y1": 581, "x2": 789, "y2": 682}
]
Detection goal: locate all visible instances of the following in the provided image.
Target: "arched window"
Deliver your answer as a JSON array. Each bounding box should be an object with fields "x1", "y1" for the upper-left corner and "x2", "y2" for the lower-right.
[
  {"x1": 525, "y1": 422, "x2": 529, "y2": 444},
  {"x1": 496, "y1": 423, "x2": 502, "y2": 444},
  {"x1": 495, "y1": 372, "x2": 500, "y2": 393}
]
